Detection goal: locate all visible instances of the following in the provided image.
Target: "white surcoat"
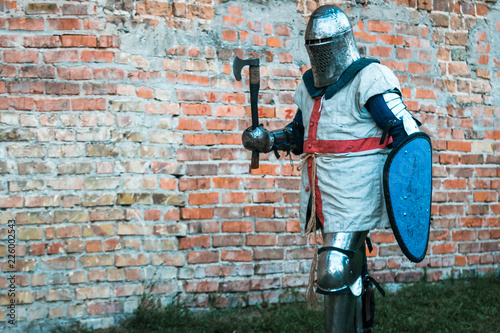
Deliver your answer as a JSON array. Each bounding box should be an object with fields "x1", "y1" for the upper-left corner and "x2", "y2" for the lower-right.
[{"x1": 295, "y1": 63, "x2": 402, "y2": 233}]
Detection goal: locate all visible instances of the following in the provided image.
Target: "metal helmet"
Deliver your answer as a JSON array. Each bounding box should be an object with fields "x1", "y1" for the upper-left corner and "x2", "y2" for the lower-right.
[{"x1": 305, "y1": 5, "x2": 360, "y2": 88}]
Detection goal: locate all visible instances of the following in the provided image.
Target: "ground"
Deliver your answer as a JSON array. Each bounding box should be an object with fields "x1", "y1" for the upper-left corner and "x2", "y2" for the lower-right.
[{"x1": 52, "y1": 274, "x2": 500, "y2": 333}]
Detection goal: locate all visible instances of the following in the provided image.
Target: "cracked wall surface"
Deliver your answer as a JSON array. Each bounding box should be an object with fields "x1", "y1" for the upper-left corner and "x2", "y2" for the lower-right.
[{"x1": 0, "y1": 0, "x2": 499, "y2": 331}]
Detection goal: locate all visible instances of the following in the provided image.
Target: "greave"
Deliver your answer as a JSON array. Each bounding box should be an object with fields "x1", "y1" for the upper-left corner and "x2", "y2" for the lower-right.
[
  {"x1": 319, "y1": 232, "x2": 368, "y2": 333},
  {"x1": 324, "y1": 292, "x2": 364, "y2": 333}
]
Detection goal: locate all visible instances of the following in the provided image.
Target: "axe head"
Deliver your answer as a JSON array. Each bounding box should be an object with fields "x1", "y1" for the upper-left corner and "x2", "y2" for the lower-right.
[{"x1": 233, "y1": 56, "x2": 260, "y2": 81}]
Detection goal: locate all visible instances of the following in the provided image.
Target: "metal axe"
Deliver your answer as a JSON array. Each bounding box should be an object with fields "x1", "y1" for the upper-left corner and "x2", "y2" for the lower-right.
[{"x1": 233, "y1": 56, "x2": 260, "y2": 169}]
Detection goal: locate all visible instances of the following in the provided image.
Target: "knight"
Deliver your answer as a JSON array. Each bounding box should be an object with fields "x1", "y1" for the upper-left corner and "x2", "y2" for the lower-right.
[{"x1": 242, "y1": 5, "x2": 428, "y2": 333}]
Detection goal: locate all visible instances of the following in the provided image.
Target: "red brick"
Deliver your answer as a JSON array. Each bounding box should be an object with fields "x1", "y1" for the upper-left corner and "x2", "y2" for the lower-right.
[
  {"x1": 253, "y1": 192, "x2": 282, "y2": 203},
  {"x1": 268, "y1": 23, "x2": 287, "y2": 36},
  {"x1": 438, "y1": 205, "x2": 464, "y2": 216},
  {"x1": 86, "y1": 240, "x2": 102, "y2": 253},
  {"x1": 176, "y1": 74, "x2": 209, "y2": 86},
  {"x1": 476, "y1": 4, "x2": 489, "y2": 16},
  {"x1": 353, "y1": 31, "x2": 376, "y2": 44},
  {"x1": 216, "y1": 133, "x2": 241, "y2": 145},
  {"x1": 222, "y1": 221, "x2": 252, "y2": 233},
  {"x1": 187, "y1": 251, "x2": 218, "y2": 264},
  {"x1": 448, "y1": 62, "x2": 470, "y2": 77},
  {"x1": 475, "y1": 168, "x2": 497, "y2": 178},
  {"x1": 221, "y1": 93, "x2": 245, "y2": 104},
  {"x1": 459, "y1": 217, "x2": 483, "y2": 228},
  {"x1": 228, "y1": 5, "x2": 241, "y2": 16},
  {"x1": 46, "y1": 83, "x2": 80, "y2": 95},
  {"x1": 179, "y1": 178, "x2": 210, "y2": 191},
  {"x1": 177, "y1": 149, "x2": 208, "y2": 162},
  {"x1": 35, "y1": 99, "x2": 70, "y2": 111},
  {"x1": 9, "y1": 18, "x2": 44, "y2": 31},
  {"x1": 98, "y1": 36, "x2": 119, "y2": 48},
  {"x1": 188, "y1": 192, "x2": 219, "y2": 205},
  {"x1": 24, "y1": 36, "x2": 61, "y2": 48},
  {"x1": 179, "y1": 236, "x2": 211, "y2": 250},
  {"x1": 145, "y1": 102, "x2": 179, "y2": 115},
  {"x1": 0, "y1": 96, "x2": 35, "y2": 110},
  {"x1": 478, "y1": 55, "x2": 489, "y2": 66},
  {"x1": 417, "y1": 0, "x2": 432, "y2": 11},
  {"x1": 93, "y1": 68, "x2": 127, "y2": 80},
  {"x1": 442, "y1": 179, "x2": 467, "y2": 190},
  {"x1": 215, "y1": 105, "x2": 245, "y2": 117},
  {"x1": 491, "y1": 229, "x2": 500, "y2": 239},
  {"x1": 408, "y1": 63, "x2": 431, "y2": 74},
  {"x1": 42, "y1": 257, "x2": 77, "y2": 270},
  {"x1": 184, "y1": 281, "x2": 218, "y2": 293},
  {"x1": 473, "y1": 191, "x2": 497, "y2": 202},
  {"x1": 452, "y1": 230, "x2": 477, "y2": 242},
  {"x1": 43, "y1": 50, "x2": 79, "y2": 63},
  {"x1": 48, "y1": 18, "x2": 82, "y2": 30},
  {"x1": 239, "y1": 30, "x2": 249, "y2": 41},
  {"x1": 249, "y1": 164, "x2": 280, "y2": 176},
  {"x1": 439, "y1": 153, "x2": 459, "y2": 165},
  {"x1": 244, "y1": 206, "x2": 274, "y2": 218},
  {"x1": 80, "y1": 50, "x2": 114, "y2": 63},
  {"x1": 286, "y1": 221, "x2": 301, "y2": 232},
  {"x1": 447, "y1": 141, "x2": 471, "y2": 152},
  {"x1": 58, "y1": 67, "x2": 93, "y2": 80},
  {"x1": 253, "y1": 34, "x2": 265, "y2": 46},
  {"x1": 181, "y1": 208, "x2": 213, "y2": 220},
  {"x1": 61, "y1": 35, "x2": 97, "y2": 47},
  {"x1": 62, "y1": 3, "x2": 96, "y2": 15},
  {"x1": 104, "y1": 238, "x2": 120, "y2": 251},
  {"x1": 71, "y1": 99, "x2": 106, "y2": 111},
  {"x1": 367, "y1": 21, "x2": 393, "y2": 33},
  {"x1": 181, "y1": 103, "x2": 211, "y2": 116},
  {"x1": 0, "y1": 196, "x2": 24, "y2": 208},
  {"x1": 184, "y1": 134, "x2": 216, "y2": 146},
  {"x1": 221, "y1": 250, "x2": 252, "y2": 262},
  {"x1": 8, "y1": 82, "x2": 44, "y2": 94},
  {"x1": 212, "y1": 177, "x2": 242, "y2": 189},
  {"x1": 370, "y1": 232, "x2": 396, "y2": 244},
  {"x1": 379, "y1": 34, "x2": 404, "y2": 45},
  {"x1": 415, "y1": 88, "x2": 437, "y2": 99},
  {"x1": 222, "y1": 30, "x2": 237, "y2": 41},
  {"x1": 369, "y1": 46, "x2": 393, "y2": 58},
  {"x1": 4, "y1": 51, "x2": 38, "y2": 63},
  {"x1": 0, "y1": 1, "x2": 17, "y2": 11},
  {"x1": 115, "y1": 254, "x2": 148, "y2": 267},
  {"x1": 246, "y1": 235, "x2": 276, "y2": 246},
  {"x1": 222, "y1": 192, "x2": 251, "y2": 204},
  {"x1": 267, "y1": 37, "x2": 281, "y2": 48},
  {"x1": 47, "y1": 242, "x2": 64, "y2": 255}
]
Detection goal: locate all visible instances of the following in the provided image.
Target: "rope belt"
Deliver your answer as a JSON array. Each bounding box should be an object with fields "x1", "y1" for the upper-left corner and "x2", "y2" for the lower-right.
[{"x1": 297, "y1": 152, "x2": 342, "y2": 307}]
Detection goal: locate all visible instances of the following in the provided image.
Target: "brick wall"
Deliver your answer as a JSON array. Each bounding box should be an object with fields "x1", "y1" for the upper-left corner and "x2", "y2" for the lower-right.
[{"x1": 0, "y1": 0, "x2": 499, "y2": 330}]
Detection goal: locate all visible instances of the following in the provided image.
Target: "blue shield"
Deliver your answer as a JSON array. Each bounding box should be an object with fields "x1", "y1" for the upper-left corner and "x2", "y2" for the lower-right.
[{"x1": 383, "y1": 132, "x2": 432, "y2": 263}]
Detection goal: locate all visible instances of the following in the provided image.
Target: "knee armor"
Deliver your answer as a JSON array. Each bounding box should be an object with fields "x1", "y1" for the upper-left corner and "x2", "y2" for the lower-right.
[{"x1": 316, "y1": 232, "x2": 368, "y2": 296}]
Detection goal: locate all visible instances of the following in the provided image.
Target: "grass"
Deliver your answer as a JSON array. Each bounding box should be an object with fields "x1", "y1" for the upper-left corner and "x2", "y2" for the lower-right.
[
  {"x1": 376, "y1": 274, "x2": 500, "y2": 333},
  {"x1": 52, "y1": 275, "x2": 500, "y2": 333}
]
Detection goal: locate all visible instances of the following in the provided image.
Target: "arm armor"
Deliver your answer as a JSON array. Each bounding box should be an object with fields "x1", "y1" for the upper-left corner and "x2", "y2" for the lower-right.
[
  {"x1": 270, "y1": 109, "x2": 305, "y2": 157},
  {"x1": 365, "y1": 90, "x2": 420, "y2": 148},
  {"x1": 241, "y1": 110, "x2": 305, "y2": 157}
]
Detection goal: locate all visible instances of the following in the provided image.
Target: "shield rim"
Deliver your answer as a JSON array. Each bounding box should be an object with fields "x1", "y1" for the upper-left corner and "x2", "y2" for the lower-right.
[{"x1": 383, "y1": 132, "x2": 432, "y2": 263}]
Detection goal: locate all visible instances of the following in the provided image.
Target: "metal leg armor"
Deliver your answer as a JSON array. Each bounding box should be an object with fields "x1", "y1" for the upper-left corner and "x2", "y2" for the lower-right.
[{"x1": 317, "y1": 231, "x2": 368, "y2": 333}]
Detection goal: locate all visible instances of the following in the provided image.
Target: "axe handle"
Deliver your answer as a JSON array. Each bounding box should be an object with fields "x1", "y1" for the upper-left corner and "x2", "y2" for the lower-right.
[
  {"x1": 249, "y1": 66, "x2": 260, "y2": 128},
  {"x1": 251, "y1": 151, "x2": 259, "y2": 169},
  {"x1": 249, "y1": 66, "x2": 260, "y2": 169}
]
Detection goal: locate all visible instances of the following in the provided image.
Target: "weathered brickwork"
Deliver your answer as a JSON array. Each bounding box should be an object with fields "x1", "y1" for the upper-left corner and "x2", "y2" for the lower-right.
[{"x1": 0, "y1": 0, "x2": 499, "y2": 330}]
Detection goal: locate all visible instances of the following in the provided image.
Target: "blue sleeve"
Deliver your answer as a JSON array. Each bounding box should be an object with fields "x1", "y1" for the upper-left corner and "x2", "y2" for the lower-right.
[
  {"x1": 286, "y1": 109, "x2": 304, "y2": 155},
  {"x1": 365, "y1": 94, "x2": 407, "y2": 147},
  {"x1": 290, "y1": 109, "x2": 303, "y2": 127}
]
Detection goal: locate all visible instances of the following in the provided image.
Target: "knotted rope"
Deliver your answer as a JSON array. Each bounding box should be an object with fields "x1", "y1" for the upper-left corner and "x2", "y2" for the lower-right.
[{"x1": 297, "y1": 152, "x2": 331, "y2": 308}]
